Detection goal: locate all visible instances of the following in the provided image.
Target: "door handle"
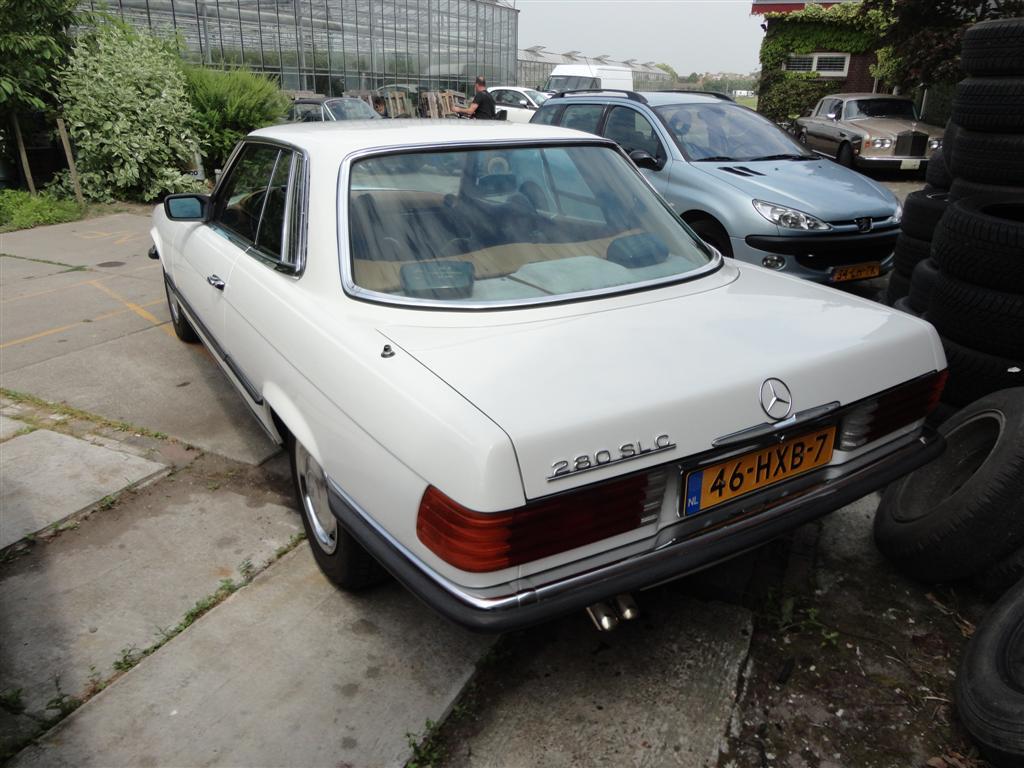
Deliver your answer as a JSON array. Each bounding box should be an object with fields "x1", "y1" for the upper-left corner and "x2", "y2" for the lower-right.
[{"x1": 207, "y1": 274, "x2": 225, "y2": 291}]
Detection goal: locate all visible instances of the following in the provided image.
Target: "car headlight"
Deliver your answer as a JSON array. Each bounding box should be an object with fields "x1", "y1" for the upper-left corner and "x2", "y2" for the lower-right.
[
  {"x1": 752, "y1": 200, "x2": 831, "y2": 231},
  {"x1": 929, "y1": 138, "x2": 942, "y2": 150},
  {"x1": 871, "y1": 138, "x2": 893, "y2": 148},
  {"x1": 892, "y1": 201, "x2": 903, "y2": 224}
]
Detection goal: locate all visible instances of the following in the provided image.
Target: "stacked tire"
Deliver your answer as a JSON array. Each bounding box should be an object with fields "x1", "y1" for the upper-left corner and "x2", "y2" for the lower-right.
[
  {"x1": 920, "y1": 18, "x2": 1024, "y2": 407},
  {"x1": 886, "y1": 179, "x2": 947, "y2": 313}
]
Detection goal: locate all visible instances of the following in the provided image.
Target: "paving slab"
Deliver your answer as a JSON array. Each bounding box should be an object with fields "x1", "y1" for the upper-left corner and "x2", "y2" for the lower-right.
[
  {"x1": 444, "y1": 590, "x2": 752, "y2": 768},
  {"x1": 0, "y1": 213, "x2": 153, "y2": 269},
  {"x1": 0, "y1": 466, "x2": 301, "y2": 730},
  {"x1": 0, "y1": 326, "x2": 277, "y2": 465},
  {"x1": 9, "y1": 544, "x2": 494, "y2": 768},
  {"x1": 0, "y1": 413, "x2": 26, "y2": 440},
  {"x1": 0, "y1": 429, "x2": 166, "y2": 549}
]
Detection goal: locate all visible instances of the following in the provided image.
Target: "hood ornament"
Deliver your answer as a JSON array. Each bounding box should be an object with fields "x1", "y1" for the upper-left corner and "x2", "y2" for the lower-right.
[{"x1": 760, "y1": 379, "x2": 793, "y2": 421}]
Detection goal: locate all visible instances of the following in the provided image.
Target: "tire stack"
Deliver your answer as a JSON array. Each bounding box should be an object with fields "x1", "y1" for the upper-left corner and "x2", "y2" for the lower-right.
[
  {"x1": 908, "y1": 18, "x2": 1024, "y2": 406},
  {"x1": 885, "y1": 167, "x2": 948, "y2": 313}
]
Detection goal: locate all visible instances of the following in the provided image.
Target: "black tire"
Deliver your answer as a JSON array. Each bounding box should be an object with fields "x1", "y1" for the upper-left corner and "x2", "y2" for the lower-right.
[
  {"x1": 289, "y1": 435, "x2": 386, "y2": 591},
  {"x1": 929, "y1": 272, "x2": 1024, "y2": 358},
  {"x1": 893, "y1": 233, "x2": 932, "y2": 277},
  {"x1": 164, "y1": 277, "x2": 199, "y2": 343},
  {"x1": 939, "y1": 335, "x2": 1024, "y2": 407},
  {"x1": 886, "y1": 268, "x2": 911, "y2": 305},
  {"x1": 908, "y1": 258, "x2": 939, "y2": 313},
  {"x1": 893, "y1": 296, "x2": 920, "y2": 316},
  {"x1": 961, "y1": 17, "x2": 1024, "y2": 77},
  {"x1": 933, "y1": 194, "x2": 1024, "y2": 293},
  {"x1": 950, "y1": 128, "x2": 1024, "y2": 186},
  {"x1": 950, "y1": 177, "x2": 1024, "y2": 203},
  {"x1": 952, "y1": 78, "x2": 1024, "y2": 133},
  {"x1": 688, "y1": 216, "x2": 733, "y2": 258},
  {"x1": 873, "y1": 387, "x2": 1024, "y2": 583},
  {"x1": 943, "y1": 122, "x2": 961, "y2": 171},
  {"x1": 955, "y1": 577, "x2": 1024, "y2": 766},
  {"x1": 973, "y1": 545, "x2": 1024, "y2": 597},
  {"x1": 925, "y1": 148, "x2": 953, "y2": 190},
  {"x1": 900, "y1": 189, "x2": 949, "y2": 241},
  {"x1": 836, "y1": 142, "x2": 854, "y2": 168}
]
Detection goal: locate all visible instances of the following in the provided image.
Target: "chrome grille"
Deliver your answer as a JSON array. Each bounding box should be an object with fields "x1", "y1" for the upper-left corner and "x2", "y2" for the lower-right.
[{"x1": 894, "y1": 131, "x2": 928, "y2": 156}]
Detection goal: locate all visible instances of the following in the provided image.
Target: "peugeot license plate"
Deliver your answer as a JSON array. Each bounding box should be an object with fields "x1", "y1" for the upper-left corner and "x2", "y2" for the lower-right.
[{"x1": 830, "y1": 262, "x2": 881, "y2": 283}]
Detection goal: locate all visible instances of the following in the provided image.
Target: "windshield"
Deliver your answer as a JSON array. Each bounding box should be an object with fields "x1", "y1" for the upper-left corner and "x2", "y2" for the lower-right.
[
  {"x1": 655, "y1": 103, "x2": 813, "y2": 162},
  {"x1": 526, "y1": 89, "x2": 549, "y2": 105},
  {"x1": 846, "y1": 98, "x2": 918, "y2": 120},
  {"x1": 544, "y1": 75, "x2": 599, "y2": 92},
  {"x1": 346, "y1": 145, "x2": 714, "y2": 307},
  {"x1": 326, "y1": 98, "x2": 380, "y2": 120}
]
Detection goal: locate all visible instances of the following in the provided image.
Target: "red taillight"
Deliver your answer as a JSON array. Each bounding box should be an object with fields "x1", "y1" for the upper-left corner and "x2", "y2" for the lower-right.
[
  {"x1": 417, "y1": 472, "x2": 663, "y2": 572},
  {"x1": 838, "y1": 370, "x2": 947, "y2": 449}
]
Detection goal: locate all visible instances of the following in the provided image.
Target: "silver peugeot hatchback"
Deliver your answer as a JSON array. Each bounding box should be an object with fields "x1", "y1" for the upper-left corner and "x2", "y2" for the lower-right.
[{"x1": 532, "y1": 90, "x2": 903, "y2": 284}]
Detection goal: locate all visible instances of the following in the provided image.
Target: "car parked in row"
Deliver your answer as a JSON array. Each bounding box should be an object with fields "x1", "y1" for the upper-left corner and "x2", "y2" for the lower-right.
[
  {"x1": 150, "y1": 121, "x2": 946, "y2": 632},
  {"x1": 795, "y1": 93, "x2": 944, "y2": 171},
  {"x1": 488, "y1": 86, "x2": 549, "y2": 123},
  {"x1": 286, "y1": 96, "x2": 381, "y2": 122},
  {"x1": 531, "y1": 90, "x2": 903, "y2": 284}
]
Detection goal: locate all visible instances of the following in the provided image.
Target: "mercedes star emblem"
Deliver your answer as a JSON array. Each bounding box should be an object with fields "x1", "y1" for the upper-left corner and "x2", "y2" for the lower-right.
[{"x1": 760, "y1": 378, "x2": 793, "y2": 420}]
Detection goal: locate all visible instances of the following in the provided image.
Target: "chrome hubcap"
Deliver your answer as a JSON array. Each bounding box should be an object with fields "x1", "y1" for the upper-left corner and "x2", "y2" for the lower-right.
[{"x1": 296, "y1": 442, "x2": 337, "y2": 554}]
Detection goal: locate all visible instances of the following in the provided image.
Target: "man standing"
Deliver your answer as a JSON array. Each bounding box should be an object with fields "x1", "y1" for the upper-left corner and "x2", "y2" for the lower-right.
[{"x1": 454, "y1": 76, "x2": 496, "y2": 120}]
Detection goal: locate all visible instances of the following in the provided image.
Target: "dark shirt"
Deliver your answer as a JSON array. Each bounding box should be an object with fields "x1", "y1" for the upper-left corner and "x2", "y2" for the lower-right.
[{"x1": 472, "y1": 89, "x2": 496, "y2": 120}]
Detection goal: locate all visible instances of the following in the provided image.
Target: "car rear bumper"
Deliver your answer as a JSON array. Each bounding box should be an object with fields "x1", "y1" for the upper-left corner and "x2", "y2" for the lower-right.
[{"x1": 327, "y1": 428, "x2": 944, "y2": 633}]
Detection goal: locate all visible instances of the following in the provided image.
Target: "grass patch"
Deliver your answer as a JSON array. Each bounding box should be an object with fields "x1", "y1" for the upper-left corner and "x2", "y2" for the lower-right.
[
  {"x1": 736, "y1": 95, "x2": 759, "y2": 109},
  {"x1": 0, "y1": 190, "x2": 83, "y2": 232},
  {"x1": 406, "y1": 719, "x2": 445, "y2": 768},
  {"x1": 0, "y1": 388, "x2": 168, "y2": 440}
]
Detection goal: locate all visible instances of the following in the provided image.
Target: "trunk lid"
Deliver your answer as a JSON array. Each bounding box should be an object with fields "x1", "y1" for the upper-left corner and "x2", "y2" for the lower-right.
[{"x1": 382, "y1": 266, "x2": 944, "y2": 501}]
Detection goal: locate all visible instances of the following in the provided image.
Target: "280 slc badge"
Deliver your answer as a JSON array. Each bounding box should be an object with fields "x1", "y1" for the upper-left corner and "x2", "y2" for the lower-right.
[{"x1": 549, "y1": 434, "x2": 676, "y2": 481}]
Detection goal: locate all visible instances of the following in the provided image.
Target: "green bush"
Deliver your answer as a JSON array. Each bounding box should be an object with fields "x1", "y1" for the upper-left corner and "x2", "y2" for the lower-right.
[
  {"x1": 0, "y1": 189, "x2": 81, "y2": 231},
  {"x1": 757, "y1": 71, "x2": 837, "y2": 124},
  {"x1": 184, "y1": 66, "x2": 289, "y2": 177},
  {"x1": 58, "y1": 22, "x2": 203, "y2": 202}
]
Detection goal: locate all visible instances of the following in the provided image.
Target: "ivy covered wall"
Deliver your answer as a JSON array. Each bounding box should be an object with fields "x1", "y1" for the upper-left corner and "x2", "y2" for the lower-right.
[{"x1": 757, "y1": 3, "x2": 888, "y2": 124}]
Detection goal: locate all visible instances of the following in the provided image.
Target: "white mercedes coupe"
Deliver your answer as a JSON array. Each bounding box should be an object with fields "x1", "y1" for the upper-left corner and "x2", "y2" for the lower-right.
[{"x1": 151, "y1": 121, "x2": 947, "y2": 632}]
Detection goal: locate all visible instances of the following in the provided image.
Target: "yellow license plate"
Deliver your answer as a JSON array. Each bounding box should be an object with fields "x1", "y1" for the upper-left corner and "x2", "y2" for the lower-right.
[
  {"x1": 830, "y1": 262, "x2": 881, "y2": 283},
  {"x1": 682, "y1": 427, "x2": 836, "y2": 516}
]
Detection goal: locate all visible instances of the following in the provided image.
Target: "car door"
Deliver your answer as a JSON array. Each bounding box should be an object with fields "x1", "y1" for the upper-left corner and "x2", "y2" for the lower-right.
[
  {"x1": 493, "y1": 89, "x2": 534, "y2": 124},
  {"x1": 804, "y1": 98, "x2": 837, "y2": 153},
  {"x1": 600, "y1": 105, "x2": 670, "y2": 194},
  {"x1": 221, "y1": 145, "x2": 306, "y2": 424}
]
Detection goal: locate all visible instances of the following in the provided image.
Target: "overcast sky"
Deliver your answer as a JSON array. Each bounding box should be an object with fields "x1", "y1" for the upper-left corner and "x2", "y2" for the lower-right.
[{"x1": 514, "y1": 1, "x2": 766, "y2": 75}]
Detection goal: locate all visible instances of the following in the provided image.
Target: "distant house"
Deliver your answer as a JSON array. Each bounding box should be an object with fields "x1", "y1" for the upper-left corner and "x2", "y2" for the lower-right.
[{"x1": 751, "y1": 0, "x2": 878, "y2": 95}]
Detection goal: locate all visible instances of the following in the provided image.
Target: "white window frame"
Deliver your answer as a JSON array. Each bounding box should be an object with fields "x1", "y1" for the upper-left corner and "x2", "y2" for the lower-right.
[{"x1": 783, "y1": 52, "x2": 851, "y2": 78}]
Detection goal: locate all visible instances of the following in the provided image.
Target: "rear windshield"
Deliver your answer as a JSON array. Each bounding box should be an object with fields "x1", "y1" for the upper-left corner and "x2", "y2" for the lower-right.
[
  {"x1": 544, "y1": 75, "x2": 599, "y2": 92},
  {"x1": 345, "y1": 144, "x2": 715, "y2": 307}
]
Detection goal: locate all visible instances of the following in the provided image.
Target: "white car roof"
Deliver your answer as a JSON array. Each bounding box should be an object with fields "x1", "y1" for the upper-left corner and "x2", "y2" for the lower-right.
[{"x1": 250, "y1": 120, "x2": 597, "y2": 156}]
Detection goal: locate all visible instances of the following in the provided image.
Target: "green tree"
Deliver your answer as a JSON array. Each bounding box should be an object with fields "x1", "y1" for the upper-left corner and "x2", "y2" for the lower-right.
[
  {"x1": 58, "y1": 23, "x2": 202, "y2": 201},
  {"x1": 655, "y1": 62, "x2": 680, "y2": 82},
  {"x1": 0, "y1": 0, "x2": 78, "y2": 112}
]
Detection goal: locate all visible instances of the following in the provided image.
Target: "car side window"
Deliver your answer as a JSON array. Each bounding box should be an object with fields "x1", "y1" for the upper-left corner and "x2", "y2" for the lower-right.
[
  {"x1": 602, "y1": 106, "x2": 664, "y2": 161},
  {"x1": 213, "y1": 144, "x2": 281, "y2": 246},
  {"x1": 560, "y1": 104, "x2": 605, "y2": 135},
  {"x1": 493, "y1": 90, "x2": 517, "y2": 106},
  {"x1": 253, "y1": 150, "x2": 293, "y2": 260},
  {"x1": 532, "y1": 105, "x2": 561, "y2": 125}
]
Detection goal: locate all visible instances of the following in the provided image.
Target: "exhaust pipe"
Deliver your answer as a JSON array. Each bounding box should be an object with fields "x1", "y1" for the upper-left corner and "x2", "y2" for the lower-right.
[{"x1": 585, "y1": 593, "x2": 640, "y2": 631}]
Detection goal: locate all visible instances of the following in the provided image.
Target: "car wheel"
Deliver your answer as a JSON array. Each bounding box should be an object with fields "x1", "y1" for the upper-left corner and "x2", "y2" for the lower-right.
[
  {"x1": 952, "y1": 77, "x2": 1024, "y2": 133},
  {"x1": 925, "y1": 148, "x2": 952, "y2": 191},
  {"x1": 836, "y1": 142, "x2": 854, "y2": 168},
  {"x1": 798, "y1": 130, "x2": 808, "y2": 146},
  {"x1": 955, "y1": 577, "x2": 1024, "y2": 766},
  {"x1": 164, "y1": 277, "x2": 199, "y2": 343},
  {"x1": 932, "y1": 194, "x2": 1024, "y2": 293},
  {"x1": 290, "y1": 436, "x2": 386, "y2": 590},
  {"x1": 949, "y1": 128, "x2": 1024, "y2": 186},
  {"x1": 908, "y1": 258, "x2": 939, "y2": 313},
  {"x1": 938, "y1": 335, "x2": 1024, "y2": 407},
  {"x1": 873, "y1": 387, "x2": 1024, "y2": 583},
  {"x1": 928, "y1": 272, "x2": 1024, "y2": 358},
  {"x1": 893, "y1": 233, "x2": 931, "y2": 278},
  {"x1": 900, "y1": 189, "x2": 949, "y2": 241},
  {"x1": 687, "y1": 216, "x2": 733, "y2": 258},
  {"x1": 960, "y1": 17, "x2": 1024, "y2": 77}
]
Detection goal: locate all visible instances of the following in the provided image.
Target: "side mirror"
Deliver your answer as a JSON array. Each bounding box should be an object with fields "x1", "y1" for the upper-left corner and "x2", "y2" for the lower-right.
[
  {"x1": 518, "y1": 99, "x2": 530, "y2": 107},
  {"x1": 629, "y1": 149, "x2": 660, "y2": 171},
  {"x1": 164, "y1": 193, "x2": 210, "y2": 221},
  {"x1": 826, "y1": 112, "x2": 838, "y2": 120}
]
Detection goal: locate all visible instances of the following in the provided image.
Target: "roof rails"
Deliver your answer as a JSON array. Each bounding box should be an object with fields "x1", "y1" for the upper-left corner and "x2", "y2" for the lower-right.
[
  {"x1": 652, "y1": 90, "x2": 735, "y2": 102},
  {"x1": 549, "y1": 89, "x2": 648, "y2": 104}
]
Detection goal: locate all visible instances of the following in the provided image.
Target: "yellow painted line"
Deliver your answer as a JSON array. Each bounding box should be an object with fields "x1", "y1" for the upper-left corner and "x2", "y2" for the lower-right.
[
  {"x1": 88, "y1": 280, "x2": 175, "y2": 337},
  {"x1": 0, "y1": 263, "x2": 161, "y2": 305},
  {"x1": 0, "y1": 300, "x2": 165, "y2": 350}
]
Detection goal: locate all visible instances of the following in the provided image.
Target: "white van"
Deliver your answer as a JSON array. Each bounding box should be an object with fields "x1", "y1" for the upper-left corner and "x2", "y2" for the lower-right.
[{"x1": 543, "y1": 64, "x2": 634, "y2": 94}]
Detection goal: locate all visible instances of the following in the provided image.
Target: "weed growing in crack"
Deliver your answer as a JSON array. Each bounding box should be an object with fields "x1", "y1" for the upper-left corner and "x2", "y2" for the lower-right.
[
  {"x1": 238, "y1": 558, "x2": 255, "y2": 583},
  {"x1": 406, "y1": 719, "x2": 445, "y2": 768},
  {"x1": 113, "y1": 645, "x2": 144, "y2": 672},
  {"x1": 0, "y1": 688, "x2": 26, "y2": 715},
  {"x1": 44, "y1": 677, "x2": 82, "y2": 721}
]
